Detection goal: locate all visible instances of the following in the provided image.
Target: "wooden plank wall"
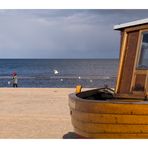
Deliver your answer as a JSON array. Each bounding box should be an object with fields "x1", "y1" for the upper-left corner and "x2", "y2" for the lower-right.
[{"x1": 118, "y1": 31, "x2": 139, "y2": 94}]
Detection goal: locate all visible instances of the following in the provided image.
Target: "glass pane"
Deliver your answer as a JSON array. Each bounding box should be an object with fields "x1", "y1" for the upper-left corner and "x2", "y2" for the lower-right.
[{"x1": 138, "y1": 32, "x2": 148, "y2": 69}]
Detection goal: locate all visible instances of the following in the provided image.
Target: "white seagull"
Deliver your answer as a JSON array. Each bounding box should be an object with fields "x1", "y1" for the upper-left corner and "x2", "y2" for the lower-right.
[{"x1": 54, "y1": 69, "x2": 59, "y2": 75}]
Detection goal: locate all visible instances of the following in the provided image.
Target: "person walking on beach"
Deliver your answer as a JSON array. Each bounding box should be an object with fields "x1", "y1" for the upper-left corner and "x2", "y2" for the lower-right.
[{"x1": 12, "y1": 72, "x2": 18, "y2": 87}]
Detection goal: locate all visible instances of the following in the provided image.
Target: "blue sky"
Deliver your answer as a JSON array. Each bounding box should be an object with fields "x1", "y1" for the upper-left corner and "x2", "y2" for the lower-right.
[{"x1": 0, "y1": 9, "x2": 148, "y2": 59}]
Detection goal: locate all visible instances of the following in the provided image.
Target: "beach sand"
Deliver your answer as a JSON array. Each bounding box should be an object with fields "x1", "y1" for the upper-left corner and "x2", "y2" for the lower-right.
[{"x1": 0, "y1": 88, "x2": 79, "y2": 138}]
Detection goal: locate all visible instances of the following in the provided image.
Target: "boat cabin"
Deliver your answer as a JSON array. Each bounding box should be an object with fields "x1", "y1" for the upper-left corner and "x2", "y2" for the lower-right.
[{"x1": 114, "y1": 18, "x2": 148, "y2": 99}]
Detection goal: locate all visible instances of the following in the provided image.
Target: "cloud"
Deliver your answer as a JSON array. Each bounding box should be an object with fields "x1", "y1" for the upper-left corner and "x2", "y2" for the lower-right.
[{"x1": 0, "y1": 9, "x2": 147, "y2": 58}]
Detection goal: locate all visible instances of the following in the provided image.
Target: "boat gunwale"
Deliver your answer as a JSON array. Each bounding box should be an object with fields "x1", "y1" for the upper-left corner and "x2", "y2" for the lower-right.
[{"x1": 69, "y1": 89, "x2": 148, "y2": 105}]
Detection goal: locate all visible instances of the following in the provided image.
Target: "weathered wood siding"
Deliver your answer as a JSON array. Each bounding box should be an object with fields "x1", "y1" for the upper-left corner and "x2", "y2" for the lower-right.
[
  {"x1": 119, "y1": 31, "x2": 124, "y2": 58},
  {"x1": 118, "y1": 31, "x2": 139, "y2": 94}
]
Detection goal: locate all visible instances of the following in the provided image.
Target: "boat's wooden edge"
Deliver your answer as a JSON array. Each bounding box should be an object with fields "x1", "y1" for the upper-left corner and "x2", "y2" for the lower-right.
[
  {"x1": 69, "y1": 90, "x2": 148, "y2": 138},
  {"x1": 74, "y1": 127, "x2": 148, "y2": 139}
]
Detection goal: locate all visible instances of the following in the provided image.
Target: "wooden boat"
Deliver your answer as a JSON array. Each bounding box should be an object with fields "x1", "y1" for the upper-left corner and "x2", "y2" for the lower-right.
[{"x1": 69, "y1": 18, "x2": 148, "y2": 138}]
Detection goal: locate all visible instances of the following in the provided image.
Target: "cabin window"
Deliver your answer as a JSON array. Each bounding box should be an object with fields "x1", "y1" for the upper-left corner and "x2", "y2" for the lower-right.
[{"x1": 138, "y1": 32, "x2": 148, "y2": 69}]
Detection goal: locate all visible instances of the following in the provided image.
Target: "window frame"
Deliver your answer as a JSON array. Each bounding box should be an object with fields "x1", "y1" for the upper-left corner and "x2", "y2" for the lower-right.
[{"x1": 137, "y1": 30, "x2": 148, "y2": 70}]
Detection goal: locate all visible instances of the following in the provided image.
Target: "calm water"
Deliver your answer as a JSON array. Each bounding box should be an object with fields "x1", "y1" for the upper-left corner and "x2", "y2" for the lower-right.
[{"x1": 0, "y1": 59, "x2": 119, "y2": 88}]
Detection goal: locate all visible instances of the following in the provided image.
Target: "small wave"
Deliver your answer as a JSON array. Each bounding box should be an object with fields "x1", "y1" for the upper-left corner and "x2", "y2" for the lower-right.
[
  {"x1": 50, "y1": 76, "x2": 112, "y2": 80},
  {"x1": 0, "y1": 75, "x2": 115, "y2": 80},
  {"x1": 0, "y1": 76, "x2": 36, "y2": 79},
  {"x1": 19, "y1": 76, "x2": 36, "y2": 79}
]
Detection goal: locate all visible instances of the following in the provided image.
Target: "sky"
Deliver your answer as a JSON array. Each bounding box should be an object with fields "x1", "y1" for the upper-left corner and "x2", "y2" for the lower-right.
[{"x1": 0, "y1": 9, "x2": 148, "y2": 59}]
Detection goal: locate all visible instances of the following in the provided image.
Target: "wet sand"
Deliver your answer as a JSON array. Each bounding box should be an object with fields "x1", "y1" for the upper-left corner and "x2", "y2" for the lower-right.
[{"x1": 0, "y1": 88, "x2": 77, "y2": 138}]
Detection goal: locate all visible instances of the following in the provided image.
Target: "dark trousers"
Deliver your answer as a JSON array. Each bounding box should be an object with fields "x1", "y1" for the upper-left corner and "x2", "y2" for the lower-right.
[{"x1": 13, "y1": 83, "x2": 18, "y2": 87}]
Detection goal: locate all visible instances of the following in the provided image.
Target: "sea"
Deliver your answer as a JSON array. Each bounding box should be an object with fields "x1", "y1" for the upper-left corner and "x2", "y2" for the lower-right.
[{"x1": 0, "y1": 59, "x2": 119, "y2": 88}]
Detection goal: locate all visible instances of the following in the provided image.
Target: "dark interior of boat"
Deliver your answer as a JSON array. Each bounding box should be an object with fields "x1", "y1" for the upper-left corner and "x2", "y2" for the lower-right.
[{"x1": 76, "y1": 87, "x2": 115, "y2": 101}]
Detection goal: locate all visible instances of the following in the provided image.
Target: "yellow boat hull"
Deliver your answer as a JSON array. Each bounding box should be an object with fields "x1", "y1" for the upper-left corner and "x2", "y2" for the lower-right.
[{"x1": 69, "y1": 90, "x2": 148, "y2": 139}]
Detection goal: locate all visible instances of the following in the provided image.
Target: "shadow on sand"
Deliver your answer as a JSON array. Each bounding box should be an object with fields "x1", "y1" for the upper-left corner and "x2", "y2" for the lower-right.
[{"x1": 63, "y1": 132, "x2": 84, "y2": 139}]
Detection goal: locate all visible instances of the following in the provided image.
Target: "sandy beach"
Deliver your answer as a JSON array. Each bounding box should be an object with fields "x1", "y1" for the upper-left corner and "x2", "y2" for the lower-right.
[{"x1": 0, "y1": 88, "x2": 78, "y2": 138}]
